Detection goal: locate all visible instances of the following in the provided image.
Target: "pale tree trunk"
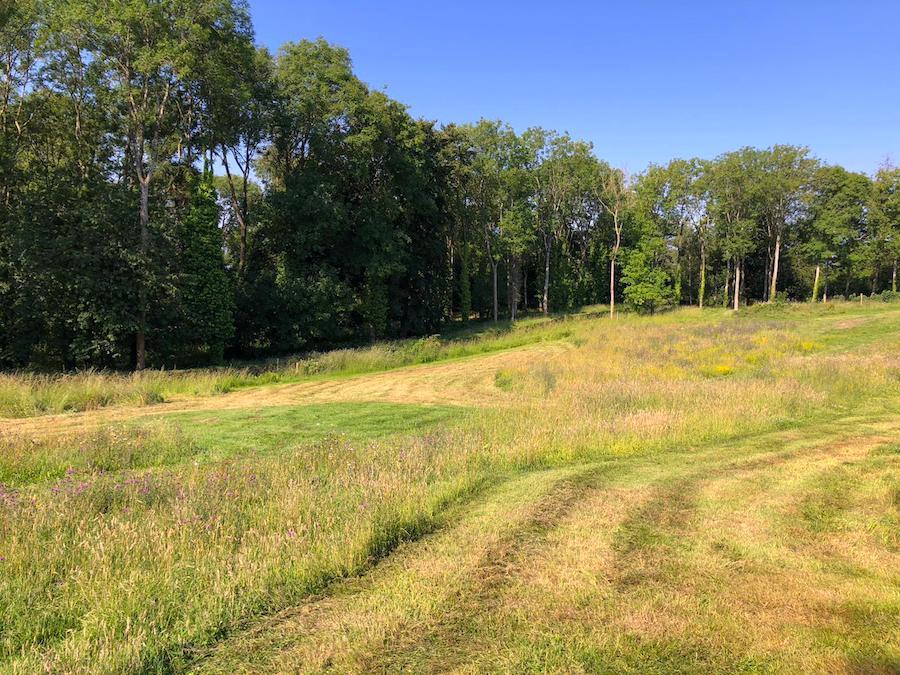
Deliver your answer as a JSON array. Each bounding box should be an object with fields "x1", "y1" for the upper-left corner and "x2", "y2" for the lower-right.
[
  {"x1": 733, "y1": 259, "x2": 741, "y2": 311},
  {"x1": 507, "y1": 256, "x2": 519, "y2": 321},
  {"x1": 892, "y1": 258, "x2": 897, "y2": 293},
  {"x1": 609, "y1": 256, "x2": 616, "y2": 318},
  {"x1": 610, "y1": 219, "x2": 621, "y2": 319},
  {"x1": 769, "y1": 233, "x2": 782, "y2": 302},
  {"x1": 723, "y1": 259, "x2": 731, "y2": 308},
  {"x1": 542, "y1": 235, "x2": 551, "y2": 315},
  {"x1": 685, "y1": 249, "x2": 693, "y2": 304},
  {"x1": 698, "y1": 240, "x2": 706, "y2": 309},
  {"x1": 812, "y1": 264, "x2": 821, "y2": 302},
  {"x1": 484, "y1": 222, "x2": 499, "y2": 323}
]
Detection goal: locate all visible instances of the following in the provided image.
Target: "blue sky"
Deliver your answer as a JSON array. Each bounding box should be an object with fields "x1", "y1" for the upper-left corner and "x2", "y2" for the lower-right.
[{"x1": 248, "y1": 1, "x2": 899, "y2": 174}]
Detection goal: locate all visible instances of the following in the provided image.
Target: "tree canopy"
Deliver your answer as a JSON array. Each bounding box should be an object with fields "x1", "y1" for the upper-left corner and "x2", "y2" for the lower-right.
[{"x1": 1, "y1": 0, "x2": 896, "y2": 369}]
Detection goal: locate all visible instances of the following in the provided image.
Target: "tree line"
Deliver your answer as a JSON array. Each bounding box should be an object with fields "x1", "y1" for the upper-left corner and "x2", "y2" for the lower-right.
[{"x1": 1, "y1": 0, "x2": 898, "y2": 370}]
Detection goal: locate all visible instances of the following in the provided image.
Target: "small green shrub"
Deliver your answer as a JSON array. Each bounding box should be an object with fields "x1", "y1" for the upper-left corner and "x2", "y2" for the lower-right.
[{"x1": 494, "y1": 369, "x2": 517, "y2": 391}]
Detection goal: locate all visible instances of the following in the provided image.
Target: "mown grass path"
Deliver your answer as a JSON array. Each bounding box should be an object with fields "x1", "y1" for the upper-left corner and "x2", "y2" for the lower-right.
[
  {"x1": 193, "y1": 415, "x2": 900, "y2": 674},
  {"x1": 0, "y1": 343, "x2": 567, "y2": 439}
]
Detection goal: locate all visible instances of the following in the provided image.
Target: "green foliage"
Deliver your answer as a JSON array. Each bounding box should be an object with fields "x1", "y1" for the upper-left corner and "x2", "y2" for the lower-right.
[
  {"x1": 174, "y1": 172, "x2": 234, "y2": 364},
  {"x1": 622, "y1": 235, "x2": 675, "y2": 314}
]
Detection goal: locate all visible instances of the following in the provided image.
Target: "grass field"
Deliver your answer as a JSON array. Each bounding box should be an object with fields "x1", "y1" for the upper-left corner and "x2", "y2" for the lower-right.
[{"x1": 1, "y1": 302, "x2": 898, "y2": 673}]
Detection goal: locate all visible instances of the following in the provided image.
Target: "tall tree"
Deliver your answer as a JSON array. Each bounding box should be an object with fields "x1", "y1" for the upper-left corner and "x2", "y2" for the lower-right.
[
  {"x1": 870, "y1": 164, "x2": 900, "y2": 292},
  {"x1": 805, "y1": 165, "x2": 870, "y2": 300},
  {"x1": 465, "y1": 120, "x2": 511, "y2": 322},
  {"x1": 209, "y1": 47, "x2": 271, "y2": 274},
  {"x1": 635, "y1": 158, "x2": 709, "y2": 306},
  {"x1": 596, "y1": 167, "x2": 631, "y2": 318},
  {"x1": 51, "y1": 0, "x2": 253, "y2": 369},
  {"x1": 756, "y1": 145, "x2": 815, "y2": 302},
  {"x1": 532, "y1": 131, "x2": 597, "y2": 315},
  {"x1": 174, "y1": 167, "x2": 234, "y2": 363},
  {"x1": 709, "y1": 148, "x2": 760, "y2": 310}
]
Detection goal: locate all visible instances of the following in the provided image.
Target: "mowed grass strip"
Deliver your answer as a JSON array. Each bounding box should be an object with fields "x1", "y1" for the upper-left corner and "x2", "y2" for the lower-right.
[
  {"x1": 164, "y1": 402, "x2": 467, "y2": 460},
  {"x1": 0, "y1": 313, "x2": 580, "y2": 418},
  {"x1": 194, "y1": 422, "x2": 899, "y2": 674},
  {"x1": 0, "y1": 402, "x2": 465, "y2": 486}
]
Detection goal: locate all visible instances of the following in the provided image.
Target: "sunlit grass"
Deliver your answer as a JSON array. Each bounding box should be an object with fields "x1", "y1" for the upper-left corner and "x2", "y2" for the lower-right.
[
  {"x1": 0, "y1": 316, "x2": 579, "y2": 418},
  {"x1": 0, "y1": 302, "x2": 898, "y2": 671},
  {"x1": 0, "y1": 403, "x2": 465, "y2": 487}
]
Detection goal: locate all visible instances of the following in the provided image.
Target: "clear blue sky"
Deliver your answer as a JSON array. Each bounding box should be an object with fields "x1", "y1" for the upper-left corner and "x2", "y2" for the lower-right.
[{"x1": 248, "y1": 0, "x2": 899, "y2": 174}]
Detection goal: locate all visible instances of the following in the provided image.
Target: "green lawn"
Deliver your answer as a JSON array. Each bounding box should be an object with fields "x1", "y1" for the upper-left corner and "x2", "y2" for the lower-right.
[{"x1": 165, "y1": 402, "x2": 467, "y2": 458}]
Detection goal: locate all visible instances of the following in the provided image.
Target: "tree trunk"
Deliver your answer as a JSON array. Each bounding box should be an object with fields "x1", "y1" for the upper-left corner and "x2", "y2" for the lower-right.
[
  {"x1": 723, "y1": 258, "x2": 731, "y2": 308},
  {"x1": 674, "y1": 264, "x2": 682, "y2": 306},
  {"x1": 221, "y1": 150, "x2": 248, "y2": 272},
  {"x1": 698, "y1": 241, "x2": 706, "y2": 309},
  {"x1": 135, "y1": 176, "x2": 150, "y2": 371},
  {"x1": 610, "y1": 224, "x2": 621, "y2": 319},
  {"x1": 733, "y1": 259, "x2": 741, "y2": 311},
  {"x1": 812, "y1": 264, "x2": 821, "y2": 302},
  {"x1": 491, "y1": 260, "x2": 498, "y2": 323},
  {"x1": 508, "y1": 256, "x2": 519, "y2": 322},
  {"x1": 240, "y1": 147, "x2": 250, "y2": 271},
  {"x1": 685, "y1": 250, "x2": 693, "y2": 305},
  {"x1": 523, "y1": 268, "x2": 528, "y2": 312},
  {"x1": 609, "y1": 256, "x2": 616, "y2": 318},
  {"x1": 893, "y1": 258, "x2": 897, "y2": 293},
  {"x1": 542, "y1": 235, "x2": 551, "y2": 315},
  {"x1": 769, "y1": 232, "x2": 782, "y2": 302}
]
